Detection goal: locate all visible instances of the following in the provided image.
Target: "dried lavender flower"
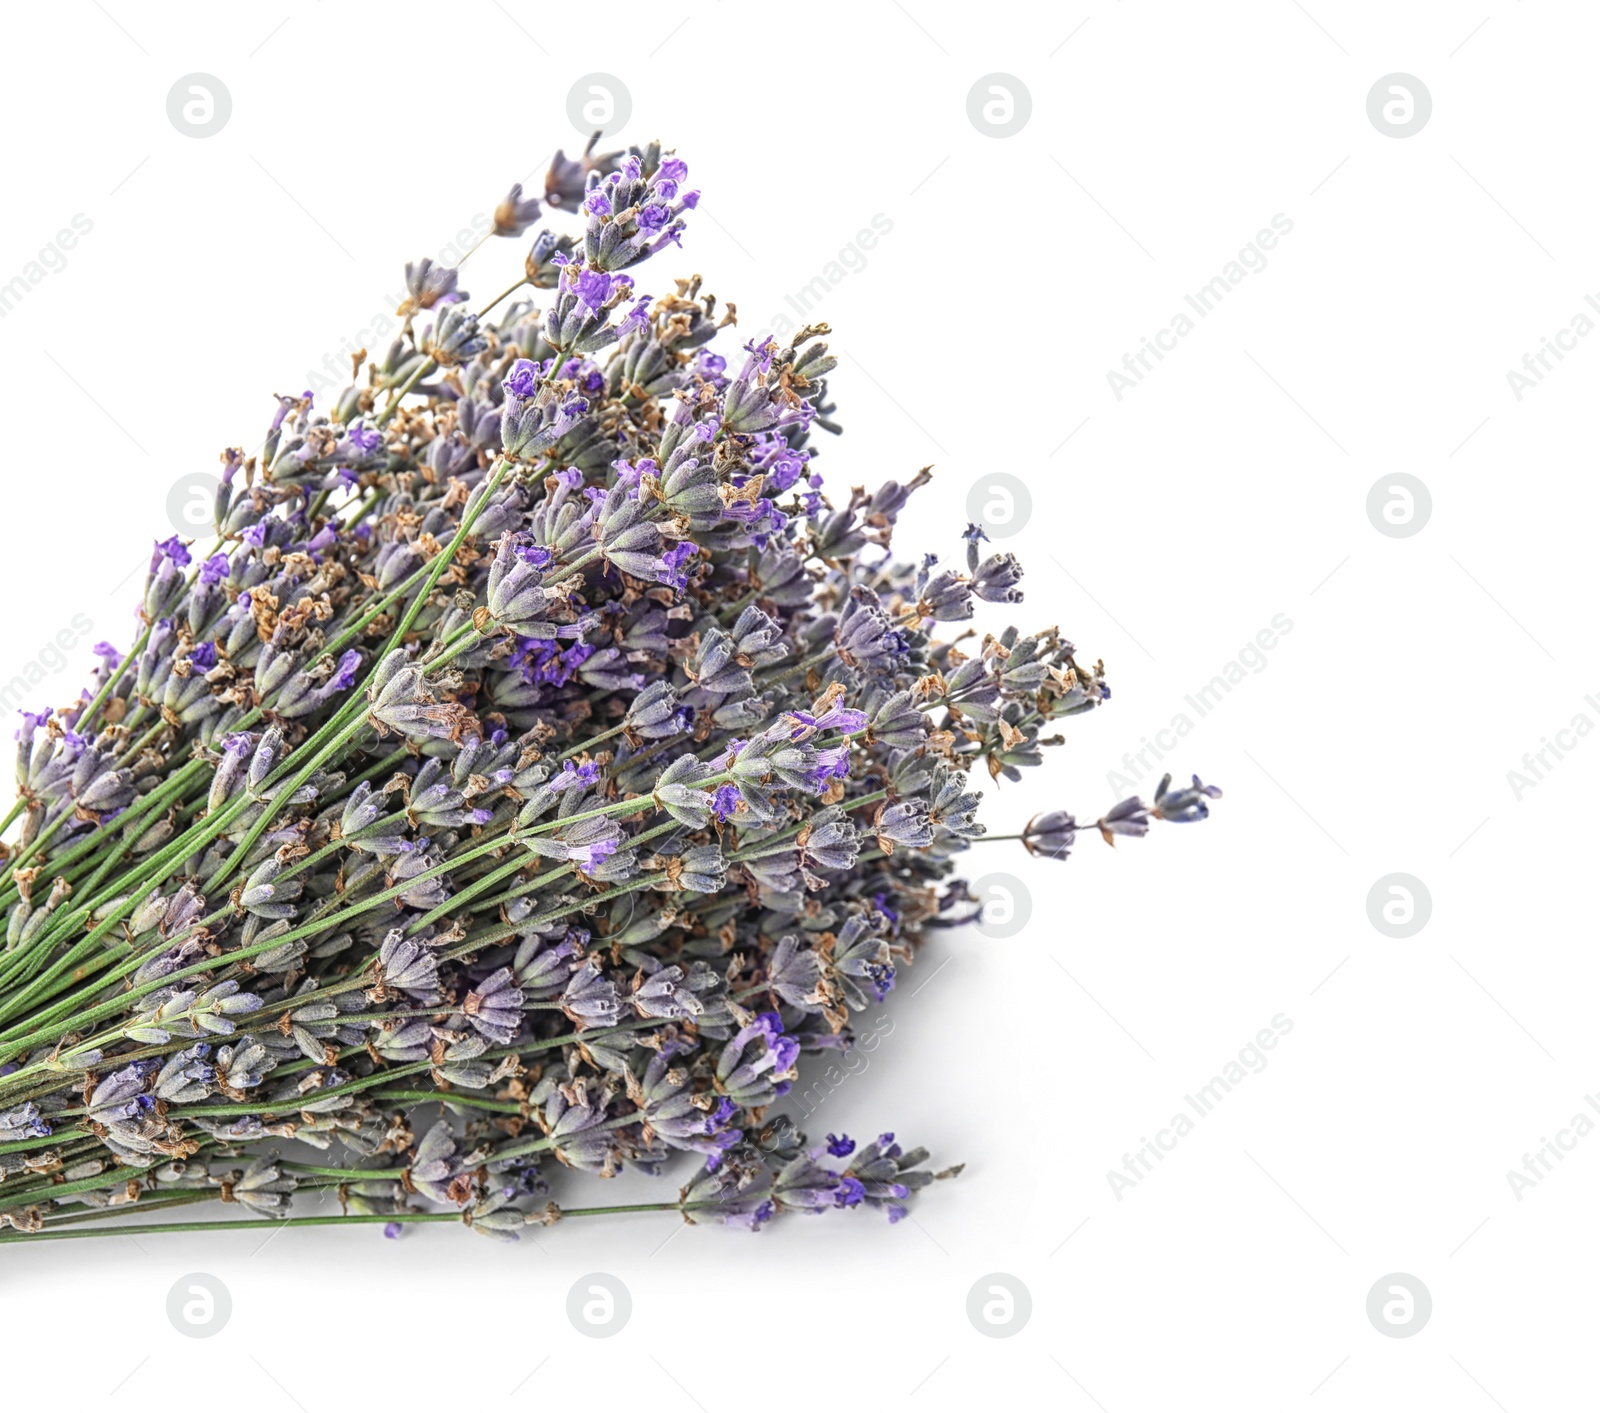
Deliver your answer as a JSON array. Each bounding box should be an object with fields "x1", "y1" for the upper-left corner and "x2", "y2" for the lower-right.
[{"x1": 0, "y1": 129, "x2": 1220, "y2": 1252}]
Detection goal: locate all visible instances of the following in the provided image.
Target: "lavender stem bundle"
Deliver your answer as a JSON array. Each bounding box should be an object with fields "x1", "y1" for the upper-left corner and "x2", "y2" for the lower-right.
[{"x1": 0, "y1": 134, "x2": 1221, "y2": 1245}]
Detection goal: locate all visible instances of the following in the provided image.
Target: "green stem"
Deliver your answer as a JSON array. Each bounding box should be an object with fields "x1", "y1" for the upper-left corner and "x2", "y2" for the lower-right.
[
  {"x1": 378, "y1": 359, "x2": 436, "y2": 425},
  {"x1": 0, "y1": 1200, "x2": 718, "y2": 1243},
  {"x1": 477, "y1": 277, "x2": 528, "y2": 318}
]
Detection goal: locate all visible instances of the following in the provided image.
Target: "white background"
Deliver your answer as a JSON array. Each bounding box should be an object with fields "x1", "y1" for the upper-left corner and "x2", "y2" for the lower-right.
[{"x1": 1, "y1": 1, "x2": 1595, "y2": 1408}]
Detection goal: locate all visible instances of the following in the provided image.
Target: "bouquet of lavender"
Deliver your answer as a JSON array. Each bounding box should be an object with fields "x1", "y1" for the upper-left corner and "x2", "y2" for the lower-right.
[{"x1": 0, "y1": 136, "x2": 1220, "y2": 1245}]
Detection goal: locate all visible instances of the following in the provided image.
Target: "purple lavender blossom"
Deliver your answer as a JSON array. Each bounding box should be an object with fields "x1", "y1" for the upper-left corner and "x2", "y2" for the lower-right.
[{"x1": 504, "y1": 358, "x2": 542, "y2": 398}]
